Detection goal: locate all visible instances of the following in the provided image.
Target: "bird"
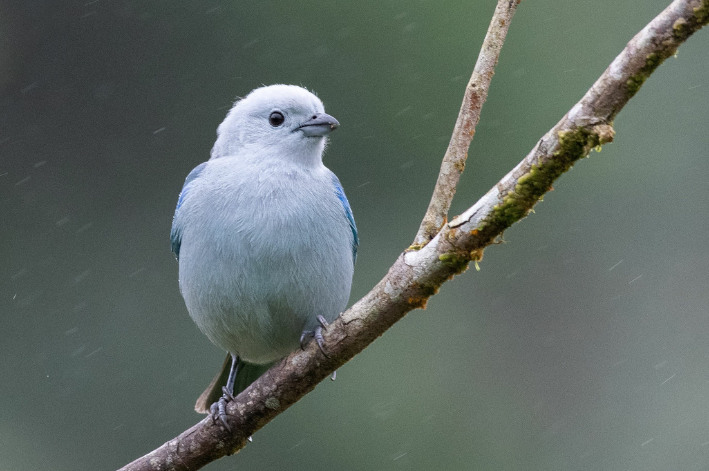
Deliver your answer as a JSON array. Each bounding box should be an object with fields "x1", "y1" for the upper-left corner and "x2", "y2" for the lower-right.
[{"x1": 170, "y1": 84, "x2": 358, "y2": 427}]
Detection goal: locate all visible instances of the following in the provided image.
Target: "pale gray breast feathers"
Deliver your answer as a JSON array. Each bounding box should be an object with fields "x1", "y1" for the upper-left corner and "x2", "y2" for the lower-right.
[{"x1": 175, "y1": 156, "x2": 354, "y2": 363}]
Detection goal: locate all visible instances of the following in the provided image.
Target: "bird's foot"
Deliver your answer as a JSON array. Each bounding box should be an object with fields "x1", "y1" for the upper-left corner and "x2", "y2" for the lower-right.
[
  {"x1": 299, "y1": 330, "x2": 312, "y2": 350},
  {"x1": 209, "y1": 386, "x2": 236, "y2": 431},
  {"x1": 314, "y1": 315, "x2": 330, "y2": 357},
  {"x1": 300, "y1": 316, "x2": 330, "y2": 357}
]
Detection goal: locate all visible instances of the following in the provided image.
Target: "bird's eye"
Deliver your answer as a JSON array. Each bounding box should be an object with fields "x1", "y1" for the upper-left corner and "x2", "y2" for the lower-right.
[{"x1": 269, "y1": 111, "x2": 285, "y2": 127}]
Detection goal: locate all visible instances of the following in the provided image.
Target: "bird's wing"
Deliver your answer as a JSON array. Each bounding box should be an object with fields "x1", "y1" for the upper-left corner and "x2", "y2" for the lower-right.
[
  {"x1": 171, "y1": 162, "x2": 208, "y2": 260},
  {"x1": 332, "y1": 175, "x2": 359, "y2": 263}
]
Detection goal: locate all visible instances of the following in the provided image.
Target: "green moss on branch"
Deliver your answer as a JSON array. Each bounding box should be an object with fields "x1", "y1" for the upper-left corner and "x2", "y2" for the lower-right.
[
  {"x1": 438, "y1": 252, "x2": 471, "y2": 273},
  {"x1": 626, "y1": 52, "x2": 668, "y2": 98},
  {"x1": 479, "y1": 124, "x2": 615, "y2": 237}
]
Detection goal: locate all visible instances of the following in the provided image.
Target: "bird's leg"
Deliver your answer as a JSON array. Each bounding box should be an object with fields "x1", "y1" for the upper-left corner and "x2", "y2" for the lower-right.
[{"x1": 210, "y1": 353, "x2": 239, "y2": 431}]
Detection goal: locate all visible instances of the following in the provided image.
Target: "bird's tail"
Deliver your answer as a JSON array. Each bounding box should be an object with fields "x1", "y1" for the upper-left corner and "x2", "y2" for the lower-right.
[{"x1": 195, "y1": 353, "x2": 273, "y2": 414}]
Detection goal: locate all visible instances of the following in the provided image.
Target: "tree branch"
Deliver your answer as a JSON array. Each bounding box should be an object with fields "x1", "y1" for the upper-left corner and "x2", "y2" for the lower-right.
[
  {"x1": 119, "y1": 0, "x2": 709, "y2": 469},
  {"x1": 413, "y1": 0, "x2": 521, "y2": 246}
]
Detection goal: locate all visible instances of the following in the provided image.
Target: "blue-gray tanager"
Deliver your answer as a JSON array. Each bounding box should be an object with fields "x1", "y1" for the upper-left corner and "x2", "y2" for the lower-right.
[{"x1": 170, "y1": 85, "x2": 357, "y2": 426}]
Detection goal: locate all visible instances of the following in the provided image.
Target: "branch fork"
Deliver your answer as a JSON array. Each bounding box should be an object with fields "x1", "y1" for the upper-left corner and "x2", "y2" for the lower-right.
[{"x1": 120, "y1": 0, "x2": 709, "y2": 469}]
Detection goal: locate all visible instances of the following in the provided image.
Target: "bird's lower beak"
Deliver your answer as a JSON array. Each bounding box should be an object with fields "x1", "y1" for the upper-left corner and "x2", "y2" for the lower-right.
[{"x1": 298, "y1": 113, "x2": 340, "y2": 137}]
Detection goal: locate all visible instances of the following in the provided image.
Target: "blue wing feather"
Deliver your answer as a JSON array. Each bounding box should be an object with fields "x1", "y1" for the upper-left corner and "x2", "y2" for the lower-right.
[
  {"x1": 171, "y1": 162, "x2": 207, "y2": 260},
  {"x1": 332, "y1": 175, "x2": 358, "y2": 263}
]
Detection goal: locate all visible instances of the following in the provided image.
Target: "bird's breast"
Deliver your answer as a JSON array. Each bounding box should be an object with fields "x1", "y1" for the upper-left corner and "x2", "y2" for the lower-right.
[{"x1": 177, "y1": 163, "x2": 354, "y2": 363}]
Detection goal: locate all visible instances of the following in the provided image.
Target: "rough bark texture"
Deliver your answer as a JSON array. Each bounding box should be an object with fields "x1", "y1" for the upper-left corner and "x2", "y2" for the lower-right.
[
  {"x1": 119, "y1": 0, "x2": 709, "y2": 469},
  {"x1": 414, "y1": 0, "x2": 521, "y2": 246}
]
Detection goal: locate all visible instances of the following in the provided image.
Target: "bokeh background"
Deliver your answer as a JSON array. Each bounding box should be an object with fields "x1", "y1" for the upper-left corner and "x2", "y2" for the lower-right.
[{"x1": 2, "y1": 0, "x2": 709, "y2": 470}]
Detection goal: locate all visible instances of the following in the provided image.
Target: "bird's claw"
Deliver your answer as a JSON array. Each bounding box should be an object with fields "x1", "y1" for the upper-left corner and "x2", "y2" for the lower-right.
[
  {"x1": 217, "y1": 398, "x2": 230, "y2": 431},
  {"x1": 314, "y1": 325, "x2": 328, "y2": 357},
  {"x1": 209, "y1": 386, "x2": 236, "y2": 431},
  {"x1": 300, "y1": 316, "x2": 330, "y2": 357},
  {"x1": 315, "y1": 315, "x2": 330, "y2": 357},
  {"x1": 300, "y1": 330, "x2": 313, "y2": 350}
]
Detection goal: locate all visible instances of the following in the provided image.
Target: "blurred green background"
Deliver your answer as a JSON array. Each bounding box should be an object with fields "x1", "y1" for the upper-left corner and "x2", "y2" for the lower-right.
[{"x1": 2, "y1": 0, "x2": 709, "y2": 470}]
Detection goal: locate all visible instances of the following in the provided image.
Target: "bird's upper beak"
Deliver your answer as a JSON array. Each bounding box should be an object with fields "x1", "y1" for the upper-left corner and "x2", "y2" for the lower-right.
[{"x1": 297, "y1": 112, "x2": 340, "y2": 137}]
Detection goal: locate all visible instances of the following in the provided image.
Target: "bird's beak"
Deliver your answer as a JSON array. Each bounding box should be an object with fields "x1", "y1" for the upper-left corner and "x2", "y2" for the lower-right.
[{"x1": 297, "y1": 113, "x2": 340, "y2": 137}]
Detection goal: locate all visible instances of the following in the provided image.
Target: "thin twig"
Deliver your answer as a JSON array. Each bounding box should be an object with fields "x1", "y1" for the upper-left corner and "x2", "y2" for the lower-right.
[
  {"x1": 413, "y1": 0, "x2": 521, "y2": 246},
  {"x1": 119, "y1": 0, "x2": 709, "y2": 469}
]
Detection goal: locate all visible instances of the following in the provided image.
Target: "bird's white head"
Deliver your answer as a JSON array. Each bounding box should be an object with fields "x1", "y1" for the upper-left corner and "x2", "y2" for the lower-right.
[{"x1": 210, "y1": 84, "x2": 339, "y2": 165}]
